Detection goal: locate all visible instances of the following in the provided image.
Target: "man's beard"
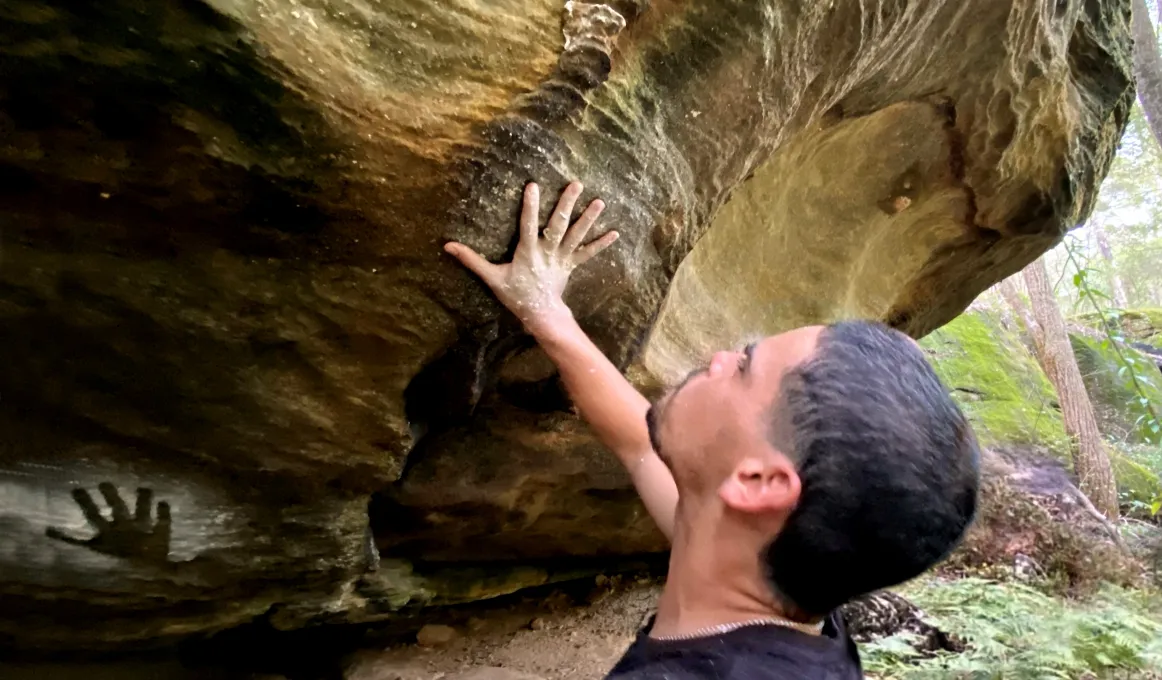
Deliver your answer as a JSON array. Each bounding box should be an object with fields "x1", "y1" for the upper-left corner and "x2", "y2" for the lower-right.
[
  {"x1": 645, "y1": 402, "x2": 665, "y2": 461},
  {"x1": 645, "y1": 366, "x2": 704, "y2": 465}
]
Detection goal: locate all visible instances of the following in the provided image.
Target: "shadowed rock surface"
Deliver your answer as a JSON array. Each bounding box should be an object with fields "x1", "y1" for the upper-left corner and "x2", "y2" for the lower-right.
[
  {"x1": 840, "y1": 590, "x2": 964, "y2": 657},
  {"x1": 0, "y1": 0, "x2": 1135, "y2": 649}
]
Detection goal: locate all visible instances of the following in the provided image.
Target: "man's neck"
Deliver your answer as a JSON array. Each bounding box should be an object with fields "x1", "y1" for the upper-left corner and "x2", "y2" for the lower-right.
[{"x1": 649, "y1": 522, "x2": 817, "y2": 639}]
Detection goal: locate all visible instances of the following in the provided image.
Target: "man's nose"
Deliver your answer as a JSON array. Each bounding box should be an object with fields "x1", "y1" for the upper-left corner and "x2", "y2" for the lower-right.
[{"x1": 708, "y1": 350, "x2": 742, "y2": 377}]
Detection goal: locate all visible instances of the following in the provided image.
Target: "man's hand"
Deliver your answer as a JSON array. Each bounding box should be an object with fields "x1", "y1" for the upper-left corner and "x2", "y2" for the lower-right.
[
  {"x1": 46, "y1": 482, "x2": 172, "y2": 563},
  {"x1": 444, "y1": 181, "x2": 619, "y2": 335},
  {"x1": 444, "y1": 180, "x2": 678, "y2": 541}
]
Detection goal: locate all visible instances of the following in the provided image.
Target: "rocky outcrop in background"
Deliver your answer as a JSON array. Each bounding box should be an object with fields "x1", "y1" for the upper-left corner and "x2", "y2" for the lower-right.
[{"x1": 0, "y1": 0, "x2": 1136, "y2": 649}]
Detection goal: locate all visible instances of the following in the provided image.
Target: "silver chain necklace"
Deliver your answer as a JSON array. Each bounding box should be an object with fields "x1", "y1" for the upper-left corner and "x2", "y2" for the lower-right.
[{"x1": 650, "y1": 616, "x2": 825, "y2": 642}]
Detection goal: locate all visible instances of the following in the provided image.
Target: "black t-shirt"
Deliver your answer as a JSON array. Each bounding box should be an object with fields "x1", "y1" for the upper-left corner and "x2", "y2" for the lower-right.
[{"x1": 604, "y1": 612, "x2": 863, "y2": 679}]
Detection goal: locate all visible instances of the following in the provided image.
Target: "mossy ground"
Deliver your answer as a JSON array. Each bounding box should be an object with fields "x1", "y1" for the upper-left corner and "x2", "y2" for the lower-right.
[
  {"x1": 923, "y1": 310, "x2": 1162, "y2": 511},
  {"x1": 921, "y1": 313, "x2": 1070, "y2": 458}
]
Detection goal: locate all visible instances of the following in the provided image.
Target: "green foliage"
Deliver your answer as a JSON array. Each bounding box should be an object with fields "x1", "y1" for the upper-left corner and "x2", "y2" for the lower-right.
[
  {"x1": 1072, "y1": 309, "x2": 1162, "y2": 511},
  {"x1": 1070, "y1": 332, "x2": 1162, "y2": 444},
  {"x1": 1112, "y1": 446, "x2": 1162, "y2": 517},
  {"x1": 921, "y1": 314, "x2": 1069, "y2": 457},
  {"x1": 1074, "y1": 103, "x2": 1162, "y2": 311},
  {"x1": 862, "y1": 578, "x2": 1162, "y2": 679},
  {"x1": 1064, "y1": 237, "x2": 1162, "y2": 518}
]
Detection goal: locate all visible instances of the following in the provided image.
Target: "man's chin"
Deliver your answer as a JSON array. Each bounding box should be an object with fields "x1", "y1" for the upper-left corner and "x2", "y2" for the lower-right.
[
  {"x1": 645, "y1": 402, "x2": 667, "y2": 462},
  {"x1": 646, "y1": 399, "x2": 673, "y2": 469}
]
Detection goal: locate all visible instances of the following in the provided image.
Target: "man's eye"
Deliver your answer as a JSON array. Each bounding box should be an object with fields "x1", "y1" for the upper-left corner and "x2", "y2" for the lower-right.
[
  {"x1": 739, "y1": 341, "x2": 757, "y2": 374},
  {"x1": 738, "y1": 342, "x2": 756, "y2": 373}
]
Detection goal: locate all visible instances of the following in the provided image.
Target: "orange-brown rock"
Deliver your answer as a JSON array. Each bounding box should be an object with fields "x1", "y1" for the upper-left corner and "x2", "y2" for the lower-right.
[{"x1": 0, "y1": 0, "x2": 1135, "y2": 649}]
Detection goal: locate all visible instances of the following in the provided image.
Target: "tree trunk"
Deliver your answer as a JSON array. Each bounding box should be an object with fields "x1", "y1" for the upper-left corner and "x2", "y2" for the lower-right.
[
  {"x1": 1134, "y1": 0, "x2": 1162, "y2": 148},
  {"x1": 997, "y1": 276, "x2": 1044, "y2": 357},
  {"x1": 998, "y1": 263, "x2": 1120, "y2": 519},
  {"x1": 1094, "y1": 225, "x2": 1130, "y2": 308},
  {"x1": 1025, "y1": 260, "x2": 1120, "y2": 518}
]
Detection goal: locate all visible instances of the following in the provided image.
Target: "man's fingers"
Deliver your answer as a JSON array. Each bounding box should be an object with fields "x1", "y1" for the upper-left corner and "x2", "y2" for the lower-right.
[
  {"x1": 561, "y1": 198, "x2": 605, "y2": 253},
  {"x1": 155, "y1": 501, "x2": 172, "y2": 548},
  {"x1": 99, "y1": 482, "x2": 130, "y2": 522},
  {"x1": 135, "y1": 488, "x2": 154, "y2": 524},
  {"x1": 520, "y1": 183, "x2": 541, "y2": 244},
  {"x1": 445, "y1": 242, "x2": 499, "y2": 285},
  {"x1": 572, "y1": 230, "x2": 620, "y2": 266},
  {"x1": 543, "y1": 182, "x2": 584, "y2": 246},
  {"x1": 45, "y1": 527, "x2": 88, "y2": 546},
  {"x1": 73, "y1": 488, "x2": 109, "y2": 530}
]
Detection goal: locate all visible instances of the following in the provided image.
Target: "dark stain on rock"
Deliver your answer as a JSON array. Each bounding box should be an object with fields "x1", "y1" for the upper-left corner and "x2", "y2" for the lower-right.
[
  {"x1": 496, "y1": 375, "x2": 573, "y2": 414},
  {"x1": 238, "y1": 172, "x2": 331, "y2": 236},
  {"x1": 403, "y1": 318, "x2": 533, "y2": 442}
]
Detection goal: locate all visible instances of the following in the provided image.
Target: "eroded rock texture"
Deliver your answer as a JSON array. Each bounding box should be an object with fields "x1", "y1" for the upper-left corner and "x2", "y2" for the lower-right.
[{"x1": 0, "y1": 0, "x2": 1135, "y2": 649}]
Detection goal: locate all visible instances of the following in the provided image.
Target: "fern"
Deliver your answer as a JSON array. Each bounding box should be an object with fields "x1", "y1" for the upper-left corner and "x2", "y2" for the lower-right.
[{"x1": 862, "y1": 577, "x2": 1162, "y2": 679}]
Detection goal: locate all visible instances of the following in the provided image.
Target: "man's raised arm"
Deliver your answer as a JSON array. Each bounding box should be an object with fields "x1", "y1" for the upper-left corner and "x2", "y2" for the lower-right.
[{"x1": 443, "y1": 182, "x2": 678, "y2": 540}]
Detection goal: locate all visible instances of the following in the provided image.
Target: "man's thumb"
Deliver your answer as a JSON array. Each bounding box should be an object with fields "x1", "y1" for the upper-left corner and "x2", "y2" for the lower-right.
[{"x1": 444, "y1": 241, "x2": 497, "y2": 282}]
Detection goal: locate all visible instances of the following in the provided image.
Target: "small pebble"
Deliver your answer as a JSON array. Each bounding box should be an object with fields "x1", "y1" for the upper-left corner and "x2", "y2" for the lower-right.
[
  {"x1": 529, "y1": 617, "x2": 548, "y2": 631},
  {"x1": 417, "y1": 623, "x2": 458, "y2": 647},
  {"x1": 467, "y1": 616, "x2": 488, "y2": 631}
]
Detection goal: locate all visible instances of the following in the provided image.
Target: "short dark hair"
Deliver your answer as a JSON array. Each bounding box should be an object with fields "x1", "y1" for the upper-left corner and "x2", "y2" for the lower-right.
[{"x1": 763, "y1": 320, "x2": 980, "y2": 617}]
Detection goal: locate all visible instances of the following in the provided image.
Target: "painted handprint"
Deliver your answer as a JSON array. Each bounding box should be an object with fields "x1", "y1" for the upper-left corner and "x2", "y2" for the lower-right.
[{"x1": 46, "y1": 482, "x2": 171, "y2": 562}]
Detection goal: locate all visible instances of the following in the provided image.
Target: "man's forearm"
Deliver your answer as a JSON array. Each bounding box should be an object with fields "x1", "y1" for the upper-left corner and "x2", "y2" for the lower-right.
[
  {"x1": 529, "y1": 309, "x2": 678, "y2": 540},
  {"x1": 528, "y1": 309, "x2": 652, "y2": 464}
]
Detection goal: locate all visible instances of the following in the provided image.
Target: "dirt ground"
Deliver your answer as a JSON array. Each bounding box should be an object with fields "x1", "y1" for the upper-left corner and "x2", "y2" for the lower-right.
[
  {"x1": 0, "y1": 574, "x2": 663, "y2": 680},
  {"x1": 343, "y1": 576, "x2": 663, "y2": 680}
]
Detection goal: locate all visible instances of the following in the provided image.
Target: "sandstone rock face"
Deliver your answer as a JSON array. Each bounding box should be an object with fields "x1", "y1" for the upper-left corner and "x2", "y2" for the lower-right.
[{"x1": 0, "y1": 0, "x2": 1135, "y2": 649}]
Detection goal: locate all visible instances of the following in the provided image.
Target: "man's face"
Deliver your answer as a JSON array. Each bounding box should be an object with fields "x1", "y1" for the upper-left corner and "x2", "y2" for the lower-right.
[{"x1": 646, "y1": 325, "x2": 825, "y2": 495}]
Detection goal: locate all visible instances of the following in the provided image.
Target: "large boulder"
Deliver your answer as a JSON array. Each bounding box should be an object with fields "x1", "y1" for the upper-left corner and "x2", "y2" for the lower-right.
[
  {"x1": 0, "y1": 0, "x2": 1135, "y2": 650},
  {"x1": 944, "y1": 447, "x2": 1146, "y2": 592}
]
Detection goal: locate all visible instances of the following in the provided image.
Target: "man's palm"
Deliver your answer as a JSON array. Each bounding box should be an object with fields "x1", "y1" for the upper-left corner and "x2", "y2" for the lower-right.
[
  {"x1": 444, "y1": 181, "x2": 618, "y2": 331},
  {"x1": 46, "y1": 482, "x2": 172, "y2": 563}
]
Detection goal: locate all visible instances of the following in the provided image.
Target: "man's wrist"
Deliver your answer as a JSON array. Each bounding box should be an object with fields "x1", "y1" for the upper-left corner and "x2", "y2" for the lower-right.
[{"x1": 521, "y1": 302, "x2": 577, "y2": 342}]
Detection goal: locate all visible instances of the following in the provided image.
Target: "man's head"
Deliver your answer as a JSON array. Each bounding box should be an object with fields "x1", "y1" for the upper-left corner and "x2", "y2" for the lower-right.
[{"x1": 645, "y1": 319, "x2": 979, "y2": 617}]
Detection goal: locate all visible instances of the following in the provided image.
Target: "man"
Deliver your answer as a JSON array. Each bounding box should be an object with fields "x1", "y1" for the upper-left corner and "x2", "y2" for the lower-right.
[{"x1": 444, "y1": 181, "x2": 980, "y2": 679}]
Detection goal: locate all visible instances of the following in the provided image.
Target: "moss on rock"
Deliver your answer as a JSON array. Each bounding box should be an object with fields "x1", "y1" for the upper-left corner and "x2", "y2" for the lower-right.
[
  {"x1": 1069, "y1": 332, "x2": 1162, "y2": 444},
  {"x1": 1121, "y1": 309, "x2": 1162, "y2": 347},
  {"x1": 1074, "y1": 308, "x2": 1162, "y2": 347},
  {"x1": 1110, "y1": 450, "x2": 1162, "y2": 509},
  {"x1": 921, "y1": 312, "x2": 1070, "y2": 458}
]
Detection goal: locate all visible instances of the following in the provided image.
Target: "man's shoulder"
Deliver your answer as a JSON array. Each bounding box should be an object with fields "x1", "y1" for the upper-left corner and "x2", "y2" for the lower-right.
[{"x1": 604, "y1": 613, "x2": 862, "y2": 680}]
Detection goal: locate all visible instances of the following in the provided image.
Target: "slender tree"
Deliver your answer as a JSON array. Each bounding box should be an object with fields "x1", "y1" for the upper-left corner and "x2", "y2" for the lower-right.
[
  {"x1": 1093, "y1": 225, "x2": 1130, "y2": 308},
  {"x1": 1133, "y1": 0, "x2": 1162, "y2": 147},
  {"x1": 998, "y1": 261, "x2": 1120, "y2": 519}
]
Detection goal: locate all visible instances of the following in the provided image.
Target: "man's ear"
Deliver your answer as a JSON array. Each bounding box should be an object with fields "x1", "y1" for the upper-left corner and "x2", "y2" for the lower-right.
[{"x1": 718, "y1": 455, "x2": 801, "y2": 514}]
